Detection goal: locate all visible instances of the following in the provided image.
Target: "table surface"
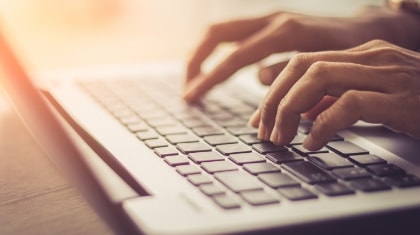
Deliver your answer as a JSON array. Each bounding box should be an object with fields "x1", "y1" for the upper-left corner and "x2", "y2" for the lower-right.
[
  {"x1": 0, "y1": 1, "x2": 384, "y2": 234},
  {"x1": 0, "y1": 95, "x2": 113, "y2": 235}
]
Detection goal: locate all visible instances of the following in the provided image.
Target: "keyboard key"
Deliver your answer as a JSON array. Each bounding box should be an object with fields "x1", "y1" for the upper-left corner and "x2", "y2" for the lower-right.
[
  {"x1": 239, "y1": 134, "x2": 265, "y2": 145},
  {"x1": 216, "y1": 143, "x2": 252, "y2": 155},
  {"x1": 147, "y1": 117, "x2": 178, "y2": 127},
  {"x1": 258, "y1": 172, "x2": 299, "y2": 188},
  {"x1": 315, "y1": 182, "x2": 355, "y2": 196},
  {"x1": 181, "y1": 118, "x2": 211, "y2": 128},
  {"x1": 207, "y1": 113, "x2": 233, "y2": 121},
  {"x1": 288, "y1": 134, "x2": 306, "y2": 146},
  {"x1": 119, "y1": 114, "x2": 145, "y2": 127},
  {"x1": 212, "y1": 194, "x2": 241, "y2": 209},
  {"x1": 145, "y1": 138, "x2": 169, "y2": 149},
  {"x1": 156, "y1": 125, "x2": 188, "y2": 135},
  {"x1": 172, "y1": 110, "x2": 200, "y2": 120},
  {"x1": 366, "y1": 164, "x2": 405, "y2": 177},
  {"x1": 308, "y1": 153, "x2": 353, "y2": 170},
  {"x1": 193, "y1": 126, "x2": 224, "y2": 137},
  {"x1": 240, "y1": 190, "x2": 279, "y2": 206},
  {"x1": 383, "y1": 175, "x2": 420, "y2": 188},
  {"x1": 331, "y1": 167, "x2": 371, "y2": 180},
  {"x1": 127, "y1": 122, "x2": 150, "y2": 132},
  {"x1": 330, "y1": 135, "x2": 345, "y2": 142},
  {"x1": 164, "y1": 155, "x2": 189, "y2": 166},
  {"x1": 350, "y1": 178, "x2": 391, "y2": 192},
  {"x1": 201, "y1": 161, "x2": 238, "y2": 173},
  {"x1": 165, "y1": 134, "x2": 199, "y2": 144},
  {"x1": 283, "y1": 161, "x2": 336, "y2": 184},
  {"x1": 176, "y1": 165, "x2": 202, "y2": 176},
  {"x1": 196, "y1": 102, "x2": 224, "y2": 114},
  {"x1": 327, "y1": 141, "x2": 369, "y2": 157},
  {"x1": 228, "y1": 105, "x2": 255, "y2": 115},
  {"x1": 136, "y1": 129, "x2": 159, "y2": 140},
  {"x1": 154, "y1": 147, "x2": 179, "y2": 157},
  {"x1": 266, "y1": 151, "x2": 304, "y2": 164},
  {"x1": 244, "y1": 163, "x2": 280, "y2": 175},
  {"x1": 215, "y1": 118, "x2": 247, "y2": 127},
  {"x1": 277, "y1": 187, "x2": 317, "y2": 201},
  {"x1": 187, "y1": 174, "x2": 213, "y2": 185},
  {"x1": 139, "y1": 110, "x2": 167, "y2": 120},
  {"x1": 252, "y1": 142, "x2": 287, "y2": 154},
  {"x1": 229, "y1": 152, "x2": 266, "y2": 165},
  {"x1": 349, "y1": 154, "x2": 386, "y2": 166},
  {"x1": 297, "y1": 120, "x2": 312, "y2": 134},
  {"x1": 177, "y1": 142, "x2": 212, "y2": 154},
  {"x1": 292, "y1": 145, "x2": 329, "y2": 156},
  {"x1": 188, "y1": 152, "x2": 225, "y2": 163},
  {"x1": 199, "y1": 184, "x2": 226, "y2": 196},
  {"x1": 203, "y1": 135, "x2": 238, "y2": 146},
  {"x1": 215, "y1": 171, "x2": 263, "y2": 193},
  {"x1": 288, "y1": 134, "x2": 343, "y2": 146},
  {"x1": 226, "y1": 126, "x2": 258, "y2": 136}
]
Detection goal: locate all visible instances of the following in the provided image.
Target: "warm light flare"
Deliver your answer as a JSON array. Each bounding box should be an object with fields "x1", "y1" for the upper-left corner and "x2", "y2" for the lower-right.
[{"x1": 0, "y1": 0, "x2": 207, "y2": 72}]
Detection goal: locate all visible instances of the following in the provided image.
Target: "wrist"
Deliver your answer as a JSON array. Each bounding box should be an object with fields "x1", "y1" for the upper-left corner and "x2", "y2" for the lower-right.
[
  {"x1": 387, "y1": 0, "x2": 420, "y2": 14},
  {"x1": 354, "y1": 6, "x2": 420, "y2": 50}
]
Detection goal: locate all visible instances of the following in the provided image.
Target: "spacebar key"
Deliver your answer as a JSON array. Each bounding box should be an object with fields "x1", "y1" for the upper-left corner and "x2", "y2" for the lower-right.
[{"x1": 215, "y1": 171, "x2": 263, "y2": 193}]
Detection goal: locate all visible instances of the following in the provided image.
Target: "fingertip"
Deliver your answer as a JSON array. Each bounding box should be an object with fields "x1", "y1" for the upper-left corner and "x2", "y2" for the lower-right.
[
  {"x1": 183, "y1": 84, "x2": 199, "y2": 103},
  {"x1": 183, "y1": 75, "x2": 208, "y2": 103},
  {"x1": 303, "y1": 133, "x2": 321, "y2": 151},
  {"x1": 258, "y1": 68, "x2": 274, "y2": 85}
]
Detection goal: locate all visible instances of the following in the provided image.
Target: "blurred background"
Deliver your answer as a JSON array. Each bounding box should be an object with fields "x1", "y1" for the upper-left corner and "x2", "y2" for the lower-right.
[{"x1": 0, "y1": 0, "x2": 383, "y2": 73}]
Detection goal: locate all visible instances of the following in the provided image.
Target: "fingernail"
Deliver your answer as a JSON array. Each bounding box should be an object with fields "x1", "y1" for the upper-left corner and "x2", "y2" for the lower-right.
[
  {"x1": 183, "y1": 85, "x2": 197, "y2": 103},
  {"x1": 258, "y1": 68, "x2": 273, "y2": 85}
]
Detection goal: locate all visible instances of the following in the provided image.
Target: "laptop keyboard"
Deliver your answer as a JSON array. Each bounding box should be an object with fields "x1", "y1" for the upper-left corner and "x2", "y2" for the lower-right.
[{"x1": 79, "y1": 78, "x2": 420, "y2": 209}]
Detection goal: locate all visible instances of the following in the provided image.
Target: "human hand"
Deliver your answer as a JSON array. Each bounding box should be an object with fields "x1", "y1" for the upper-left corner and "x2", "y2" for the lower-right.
[
  {"x1": 249, "y1": 39, "x2": 420, "y2": 150},
  {"x1": 184, "y1": 6, "x2": 420, "y2": 102}
]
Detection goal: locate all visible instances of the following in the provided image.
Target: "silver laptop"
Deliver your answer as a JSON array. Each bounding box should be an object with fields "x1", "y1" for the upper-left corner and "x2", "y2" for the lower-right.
[{"x1": 1, "y1": 21, "x2": 420, "y2": 235}]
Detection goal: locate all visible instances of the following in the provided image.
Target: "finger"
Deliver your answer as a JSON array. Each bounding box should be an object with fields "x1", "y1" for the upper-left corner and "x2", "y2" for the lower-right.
[
  {"x1": 303, "y1": 90, "x2": 396, "y2": 150},
  {"x1": 257, "y1": 51, "x2": 355, "y2": 141},
  {"x1": 183, "y1": 24, "x2": 283, "y2": 103},
  {"x1": 258, "y1": 61, "x2": 289, "y2": 85},
  {"x1": 301, "y1": 96, "x2": 337, "y2": 121},
  {"x1": 186, "y1": 15, "x2": 273, "y2": 83},
  {"x1": 269, "y1": 61, "x2": 400, "y2": 145}
]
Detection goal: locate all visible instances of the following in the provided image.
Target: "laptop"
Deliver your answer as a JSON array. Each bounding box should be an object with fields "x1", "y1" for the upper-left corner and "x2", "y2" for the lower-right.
[{"x1": 1, "y1": 20, "x2": 420, "y2": 235}]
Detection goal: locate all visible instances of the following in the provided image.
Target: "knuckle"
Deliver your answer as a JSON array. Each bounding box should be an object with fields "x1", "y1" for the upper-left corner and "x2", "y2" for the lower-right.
[
  {"x1": 364, "y1": 39, "x2": 389, "y2": 48},
  {"x1": 304, "y1": 61, "x2": 330, "y2": 84},
  {"x1": 287, "y1": 53, "x2": 312, "y2": 72},
  {"x1": 307, "y1": 61, "x2": 329, "y2": 76},
  {"x1": 313, "y1": 110, "x2": 331, "y2": 134},
  {"x1": 339, "y1": 90, "x2": 363, "y2": 111},
  {"x1": 369, "y1": 46, "x2": 403, "y2": 64},
  {"x1": 278, "y1": 13, "x2": 304, "y2": 30},
  {"x1": 277, "y1": 97, "x2": 293, "y2": 116},
  {"x1": 206, "y1": 23, "x2": 222, "y2": 36},
  {"x1": 259, "y1": 100, "x2": 276, "y2": 125}
]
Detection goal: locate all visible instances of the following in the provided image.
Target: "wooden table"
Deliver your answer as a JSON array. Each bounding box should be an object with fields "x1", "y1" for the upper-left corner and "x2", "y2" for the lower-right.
[{"x1": 0, "y1": 93, "x2": 113, "y2": 235}]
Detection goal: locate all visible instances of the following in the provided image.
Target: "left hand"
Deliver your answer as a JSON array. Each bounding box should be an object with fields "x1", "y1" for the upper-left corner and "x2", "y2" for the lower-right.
[{"x1": 249, "y1": 39, "x2": 420, "y2": 150}]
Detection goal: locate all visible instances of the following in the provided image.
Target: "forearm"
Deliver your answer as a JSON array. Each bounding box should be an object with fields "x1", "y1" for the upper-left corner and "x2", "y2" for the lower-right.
[{"x1": 353, "y1": 6, "x2": 420, "y2": 50}]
